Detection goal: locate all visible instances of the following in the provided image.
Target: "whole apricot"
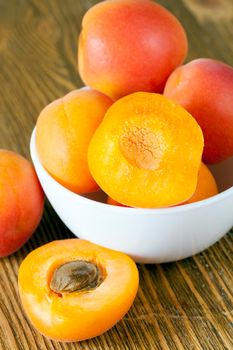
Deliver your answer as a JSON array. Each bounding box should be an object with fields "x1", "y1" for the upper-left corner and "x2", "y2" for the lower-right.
[
  {"x1": 88, "y1": 92, "x2": 204, "y2": 208},
  {"x1": 107, "y1": 197, "x2": 127, "y2": 207},
  {"x1": 18, "y1": 239, "x2": 139, "y2": 342},
  {"x1": 164, "y1": 58, "x2": 233, "y2": 163},
  {"x1": 184, "y1": 163, "x2": 218, "y2": 205},
  {"x1": 0, "y1": 150, "x2": 44, "y2": 257},
  {"x1": 78, "y1": 0, "x2": 188, "y2": 100},
  {"x1": 36, "y1": 88, "x2": 113, "y2": 194}
]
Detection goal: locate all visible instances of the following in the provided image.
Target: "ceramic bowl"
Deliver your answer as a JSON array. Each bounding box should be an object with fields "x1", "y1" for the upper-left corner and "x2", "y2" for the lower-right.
[{"x1": 30, "y1": 129, "x2": 233, "y2": 263}]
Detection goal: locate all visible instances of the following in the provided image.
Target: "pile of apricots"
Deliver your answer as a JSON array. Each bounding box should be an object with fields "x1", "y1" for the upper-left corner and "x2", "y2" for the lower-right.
[
  {"x1": 36, "y1": 0, "x2": 233, "y2": 209},
  {"x1": 1, "y1": 0, "x2": 233, "y2": 343}
]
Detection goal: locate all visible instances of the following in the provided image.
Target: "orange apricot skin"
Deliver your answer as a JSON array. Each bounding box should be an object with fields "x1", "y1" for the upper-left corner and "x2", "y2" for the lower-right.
[
  {"x1": 164, "y1": 58, "x2": 233, "y2": 163},
  {"x1": 88, "y1": 92, "x2": 204, "y2": 208},
  {"x1": 184, "y1": 163, "x2": 218, "y2": 205},
  {"x1": 78, "y1": 0, "x2": 188, "y2": 100},
  {"x1": 18, "y1": 239, "x2": 139, "y2": 342},
  {"x1": 107, "y1": 197, "x2": 127, "y2": 207},
  {"x1": 0, "y1": 150, "x2": 44, "y2": 257},
  {"x1": 36, "y1": 89, "x2": 113, "y2": 194}
]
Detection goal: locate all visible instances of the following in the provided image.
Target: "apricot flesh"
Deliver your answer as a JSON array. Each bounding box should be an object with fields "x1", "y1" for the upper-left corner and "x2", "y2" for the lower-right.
[
  {"x1": 36, "y1": 89, "x2": 113, "y2": 194},
  {"x1": 88, "y1": 92, "x2": 204, "y2": 208},
  {"x1": 18, "y1": 239, "x2": 139, "y2": 341},
  {"x1": 78, "y1": 0, "x2": 188, "y2": 100},
  {"x1": 107, "y1": 163, "x2": 218, "y2": 207},
  {"x1": 0, "y1": 150, "x2": 44, "y2": 257},
  {"x1": 164, "y1": 58, "x2": 233, "y2": 163}
]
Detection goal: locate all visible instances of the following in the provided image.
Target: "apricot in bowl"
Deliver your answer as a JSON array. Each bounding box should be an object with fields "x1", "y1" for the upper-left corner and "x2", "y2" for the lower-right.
[
  {"x1": 78, "y1": 0, "x2": 188, "y2": 99},
  {"x1": 107, "y1": 163, "x2": 219, "y2": 207},
  {"x1": 88, "y1": 92, "x2": 204, "y2": 208},
  {"x1": 164, "y1": 58, "x2": 233, "y2": 164},
  {"x1": 30, "y1": 129, "x2": 233, "y2": 263},
  {"x1": 35, "y1": 88, "x2": 113, "y2": 194}
]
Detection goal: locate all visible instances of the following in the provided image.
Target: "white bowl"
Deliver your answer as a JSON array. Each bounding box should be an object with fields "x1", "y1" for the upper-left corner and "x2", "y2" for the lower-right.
[{"x1": 30, "y1": 129, "x2": 233, "y2": 263}]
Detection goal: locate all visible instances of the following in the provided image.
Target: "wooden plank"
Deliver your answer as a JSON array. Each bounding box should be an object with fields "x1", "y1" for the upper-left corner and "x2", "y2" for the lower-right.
[{"x1": 0, "y1": 1, "x2": 232, "y2": 349}]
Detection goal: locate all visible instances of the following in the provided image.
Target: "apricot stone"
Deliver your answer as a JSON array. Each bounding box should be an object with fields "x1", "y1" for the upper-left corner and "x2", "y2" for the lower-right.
[
  {"x1": 164, "y1": 58, "x2": 233, "y2": 163},
  {"x1": 78, "y1": 0, "x2": 188, "y2": 100},
  {"x1": 0, "y1": 150, "x2": 44, "y2": 257}
]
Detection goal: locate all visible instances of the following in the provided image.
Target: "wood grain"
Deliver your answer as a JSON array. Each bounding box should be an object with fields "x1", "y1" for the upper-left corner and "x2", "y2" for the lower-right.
[{"x1": 0, "y1": 0, "x2": 232, "y2": 349}]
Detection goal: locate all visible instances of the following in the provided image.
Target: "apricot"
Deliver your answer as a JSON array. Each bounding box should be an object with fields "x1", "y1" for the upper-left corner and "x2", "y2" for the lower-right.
[
  {"x1": 0, "y1": 150, "x2": 44, "y2": 257},
  {"x1": 107, "y1": 163, "x2": 218, "y2": 207},
  {"x1": 36, "y1": 88, "x2": 113, "y2": 194},
  {"x1": 164, "y1": 58, "x2": 233, "y2": 163},
  {"x1": 184, "y1": 163, "x2": 218, "y2": 205},
  {"x1": 88, "y1": 92, "x2": 204, "y2": 208},
  {"x1": 107, "y1": 196, "x2": 126, "y2": 207},
  {"x1": 18, "y1": 239, "x2": 139, "y2": 342},
  {"x1": 78, "y1": 0, "x2": 188, "y2": 100}
]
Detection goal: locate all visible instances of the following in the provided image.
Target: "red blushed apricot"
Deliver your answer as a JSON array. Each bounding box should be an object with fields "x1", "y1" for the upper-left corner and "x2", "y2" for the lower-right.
[
  {"x1": 36, "y1": 89, "x2": 113, "y2": 194},
  {"x1": 164, "y1": 58, "x2": 233, "y2": 163},
  {"x1": 88, "y1": 93, "x2": 204, "y2": 208},
  {"x1": 18, "y1": 239, "x2": 139, "y2": 342},
  {"x1": 78, "y1": 0, "x2": 188, "y2": 100},
  {"x1": 0, "y1": 150, "x2": 44, "y2": 257}
]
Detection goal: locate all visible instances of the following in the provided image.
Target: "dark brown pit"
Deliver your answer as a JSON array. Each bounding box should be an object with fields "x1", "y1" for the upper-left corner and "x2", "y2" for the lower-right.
[{"x1": 50, "y1": 260, "x2": 103, "y2": 294}]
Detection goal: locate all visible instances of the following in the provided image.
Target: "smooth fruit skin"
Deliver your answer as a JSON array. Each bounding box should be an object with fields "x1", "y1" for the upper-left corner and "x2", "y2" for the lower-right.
[
  {"x1": 36, "y1": 88, "x2": 113, "y2": 194},
  {"x1": 107, "y1": 196, "x2": 127, "y2": 207},
  {"x1": 18, "y1": 239, "x2": 139, "y2": 342},
  {"x1": 88, "y1": 92, "x2": 204, "y2": 208},
  {"x1": 78, "y1": 0, "x2": 188, "y2": 100},
  {"x1": 184, "y1": 163, "x2": 218, "y2": 204},
  {"x1": 164, "y1": 58, "x2": 233, "y2": 163},
  {"x1": 0, "y1": 150, "x2": 44, "y2": 257}
]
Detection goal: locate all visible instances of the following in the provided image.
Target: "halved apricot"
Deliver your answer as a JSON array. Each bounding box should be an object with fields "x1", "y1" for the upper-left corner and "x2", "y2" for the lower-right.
[
  {"x1": 107, "y1": 163, "x2": 218, "y2": 207},
  {"x1": 88, "y1": 92, "x2": 204, "y2": 208},
  {"x1": 18, "y1": 239, "x2": 139, "y2": 342}
]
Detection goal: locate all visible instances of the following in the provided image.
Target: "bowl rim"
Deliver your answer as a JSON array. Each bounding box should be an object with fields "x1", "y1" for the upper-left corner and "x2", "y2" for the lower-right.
[{"x1": 30, "y1": 128, "x2": 233, "y2": 216}]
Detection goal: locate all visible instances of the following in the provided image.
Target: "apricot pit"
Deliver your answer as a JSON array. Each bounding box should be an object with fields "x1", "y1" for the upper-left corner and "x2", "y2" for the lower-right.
[{"x1": 50, "y1": 260, "x2": 103, "y2": 294}]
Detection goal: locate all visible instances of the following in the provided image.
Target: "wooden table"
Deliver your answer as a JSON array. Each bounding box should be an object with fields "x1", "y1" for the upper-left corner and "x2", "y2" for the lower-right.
[{"x1": 0, "y1": 0, "x2": 232, "y2": 349}]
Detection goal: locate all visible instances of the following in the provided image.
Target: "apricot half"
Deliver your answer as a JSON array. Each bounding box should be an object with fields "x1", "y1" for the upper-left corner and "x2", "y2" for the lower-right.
[
  {"x1": 88, "y1": 93, "x2": 204, "y2": 208},
  {"x1": 18, "y1": 239, "x2": 139, "y2": 342},
  {"x1": 107, "y1": 163, "x2": 218, "y2": 207},
  {"x1": 78, "y1": 0, "x2": 188, "y2": 99},
  {"x1": 36, "y1": 88, "x2": 112, "y2": 194}
]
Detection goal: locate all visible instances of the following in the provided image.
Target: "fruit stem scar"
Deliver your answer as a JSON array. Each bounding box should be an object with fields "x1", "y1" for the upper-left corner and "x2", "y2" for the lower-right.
[
  {"x1": 119, "y1": 126, "x2": 162, "y2": 170},
  {"x1": 50, "y1": 260, "x2": 103, "y2": 294}
]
